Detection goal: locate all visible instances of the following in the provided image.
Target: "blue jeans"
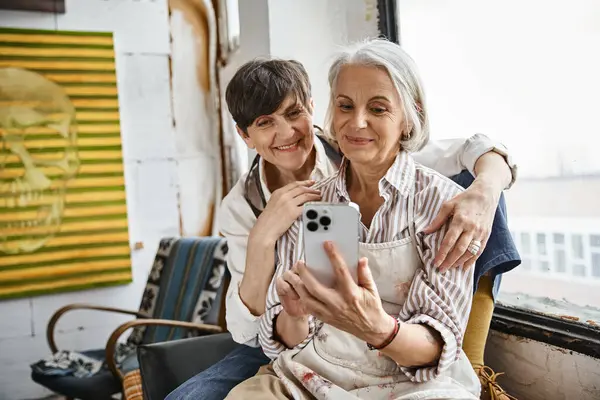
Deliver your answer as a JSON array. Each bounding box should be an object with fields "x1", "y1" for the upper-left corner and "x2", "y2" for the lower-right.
[{"x1": 165, "y1": 344, "x2": 270, "y2": 400}]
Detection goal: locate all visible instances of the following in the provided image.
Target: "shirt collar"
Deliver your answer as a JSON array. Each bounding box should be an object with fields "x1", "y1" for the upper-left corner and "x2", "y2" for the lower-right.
[
  {"x1": 334, "y1": 151, "x2": 415, "y2": 200},
  {"x1": 384, "y1": 151, "x2": 415, "y2": 197}
]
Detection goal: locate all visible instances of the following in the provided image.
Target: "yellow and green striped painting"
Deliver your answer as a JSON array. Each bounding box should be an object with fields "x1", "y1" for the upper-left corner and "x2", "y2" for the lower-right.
[{"x1": 0, "y1": 28, "x2": 131, "y2": 299}]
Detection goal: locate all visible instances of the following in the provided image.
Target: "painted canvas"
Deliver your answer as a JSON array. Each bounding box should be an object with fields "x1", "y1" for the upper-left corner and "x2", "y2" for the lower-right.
[{"x1": 0, "y1": 27, "x2": 131, "y2": 299}]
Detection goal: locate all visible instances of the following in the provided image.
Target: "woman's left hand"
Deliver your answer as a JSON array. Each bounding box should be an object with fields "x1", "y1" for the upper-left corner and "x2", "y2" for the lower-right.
[
  {"x1": 424, "y1": 180, "x2": 499, "y2": 272},
  {"x1": 287, "y1": 241, "x2": 395, "y2": 346}
]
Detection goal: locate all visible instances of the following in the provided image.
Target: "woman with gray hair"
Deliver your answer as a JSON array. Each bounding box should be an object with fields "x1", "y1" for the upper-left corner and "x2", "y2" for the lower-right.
[{"x1": 226, "y1": 38, "x2": 482, "y2": 399}]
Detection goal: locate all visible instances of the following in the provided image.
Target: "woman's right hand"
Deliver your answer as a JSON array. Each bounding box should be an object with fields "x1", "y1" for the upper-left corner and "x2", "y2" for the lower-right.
[{"x1": 251, "y1": 180, "x2": 321, "y2": 244}]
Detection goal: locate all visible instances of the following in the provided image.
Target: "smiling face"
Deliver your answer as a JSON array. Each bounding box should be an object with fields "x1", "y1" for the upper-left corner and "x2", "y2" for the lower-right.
[
  {"x1": 238, "y1": 95, "x2": 315, "y2": 172},
  {"x1": 332, "y1": 64, "x2": 408, "y2": 168}
]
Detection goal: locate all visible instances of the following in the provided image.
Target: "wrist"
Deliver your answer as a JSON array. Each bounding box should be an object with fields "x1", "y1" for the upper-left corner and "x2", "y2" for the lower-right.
[
  {"x1": 471, "y1": 175, "x2": 502, "y2": 204},
  {"x1": 366, "y1": 313, "x2": 398, "y2": 349},
  {"x1": 474, "y1": 152, "x2": 512, "y2": 193},
  {"x1": 281, "y1": 309, "x2": 309, "y2": 323},
  {"x1": 249, "y1": 225, "x2": 277, "y2": 248},
  {"x1": 275, "y1": 310, "x2": 309, "y2": 348}
]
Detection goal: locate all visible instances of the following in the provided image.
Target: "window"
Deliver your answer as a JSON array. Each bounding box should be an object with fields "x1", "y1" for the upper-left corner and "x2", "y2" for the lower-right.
[
  {"x1": 554, "y1": 233, "x2": 567, "y2": 274},
  {"x1": 519, "y1": 232, "x2": 532, "y2": 270},
  {"x1": 398, "y1": 0, "x2": 600, "y2": 325}
]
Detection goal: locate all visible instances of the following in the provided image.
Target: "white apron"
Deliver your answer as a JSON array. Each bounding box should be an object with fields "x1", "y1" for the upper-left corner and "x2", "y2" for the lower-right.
[{"x1": 272, "y1": 189, "x2": 480, "y2": 400}]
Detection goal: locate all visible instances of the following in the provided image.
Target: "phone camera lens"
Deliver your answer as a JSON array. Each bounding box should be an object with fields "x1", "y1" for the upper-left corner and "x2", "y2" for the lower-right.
[
  {"x1": 306, "y1": 209, "x2": 318, "y2": 220},
  {"x1": 307, "y1": 222, "x2": 319, "y2": 232},
  {"x1": 319, "y1": 216, "x2": 331, "y2": 226}
]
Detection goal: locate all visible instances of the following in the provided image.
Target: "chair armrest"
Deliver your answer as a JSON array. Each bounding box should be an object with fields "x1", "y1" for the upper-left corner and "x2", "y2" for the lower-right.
[
  {"x1": 47, "y1": 303, "x2": 146, "y2": 353},
  {"x1": 105, "y1": 319, "x2": 223, "y2": 381},
  {"x1": 138, "y1": 333, "x2": 239, "y2": 400}
]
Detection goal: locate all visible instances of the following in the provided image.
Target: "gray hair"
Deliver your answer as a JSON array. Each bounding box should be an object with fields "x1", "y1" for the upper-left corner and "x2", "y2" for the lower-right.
[{"x1": 324, "y1": 38, "x2": 429, "y2": 152}]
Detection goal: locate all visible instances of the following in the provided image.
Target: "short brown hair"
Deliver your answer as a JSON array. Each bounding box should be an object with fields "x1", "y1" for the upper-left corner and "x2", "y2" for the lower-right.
[{"x1": 225, "y1": 59, "x2": 312, "y2": 132}]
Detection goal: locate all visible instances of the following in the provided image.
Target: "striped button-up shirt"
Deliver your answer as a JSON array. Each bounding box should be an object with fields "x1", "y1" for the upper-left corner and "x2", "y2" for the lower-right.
[{"x1": 258, "y1": 151, "x2": 475, "y2": 382}]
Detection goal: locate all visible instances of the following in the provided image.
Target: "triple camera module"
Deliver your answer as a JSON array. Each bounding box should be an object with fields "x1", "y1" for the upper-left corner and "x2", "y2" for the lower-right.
[{"x1": 305, "y1": 208, "x2": 331, "y2": 232}]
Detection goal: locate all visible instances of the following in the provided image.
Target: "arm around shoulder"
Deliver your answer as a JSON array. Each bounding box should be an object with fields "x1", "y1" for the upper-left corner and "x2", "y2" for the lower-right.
[{"x1": 413, "y1": 133, "x2": 517, "y2": 190}]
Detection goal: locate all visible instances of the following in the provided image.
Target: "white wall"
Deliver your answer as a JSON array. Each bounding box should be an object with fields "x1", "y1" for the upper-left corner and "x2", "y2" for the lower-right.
[
  {"x1": 0, "y1": 1, "x2": 177, "y2": 399},
  {"x1": 486, "y1": 331, "x2": 600, "y2": 400}
]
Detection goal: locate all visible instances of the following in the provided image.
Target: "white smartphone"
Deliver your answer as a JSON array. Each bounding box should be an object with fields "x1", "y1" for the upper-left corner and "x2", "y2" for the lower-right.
[{"x1": 302, "y1": 202, "x2": 360, "y2": 287}]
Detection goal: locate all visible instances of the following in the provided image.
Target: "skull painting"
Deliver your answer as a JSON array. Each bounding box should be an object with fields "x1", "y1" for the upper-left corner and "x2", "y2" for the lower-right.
[{"x1": 0, "y1": 68, "x2": 80, "y2": 254}]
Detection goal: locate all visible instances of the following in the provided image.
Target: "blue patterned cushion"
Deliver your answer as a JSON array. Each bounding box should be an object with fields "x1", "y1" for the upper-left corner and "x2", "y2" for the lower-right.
[{"x1": 126, "y1": 237, "x2": 228, "y2": 346}]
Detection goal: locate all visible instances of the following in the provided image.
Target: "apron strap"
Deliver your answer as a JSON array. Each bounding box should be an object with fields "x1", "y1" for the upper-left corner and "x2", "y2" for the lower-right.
[
  {"x1": 243, "y1": 153, "x2": 266, "y2": 218},
  {"x1": 314, "y1": 127, "x2": 343, "y2": 167}
]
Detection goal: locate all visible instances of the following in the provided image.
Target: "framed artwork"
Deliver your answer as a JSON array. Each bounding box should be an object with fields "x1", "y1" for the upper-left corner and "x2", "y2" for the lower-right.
[
  {"x1": 0, "y1": 0, "x2": 65, "y2": 13},
  {"x1": 0, "y1": 27, "x2": 131, "y2": 299}
]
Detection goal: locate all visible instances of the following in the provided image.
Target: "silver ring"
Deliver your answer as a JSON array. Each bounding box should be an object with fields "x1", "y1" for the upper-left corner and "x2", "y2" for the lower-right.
[{"x1": 467, "y1": 240, "x2": 482, "y2": 255}]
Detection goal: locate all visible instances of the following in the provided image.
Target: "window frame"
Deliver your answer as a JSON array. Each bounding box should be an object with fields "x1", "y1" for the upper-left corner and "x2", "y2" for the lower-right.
[
  {"x1": 378, "y1": 0, "x2": 600, "y2": 358},
  {"x1": 0, "y1": 0, "x2": 65, "y2": 13},
  {"x1": 377, "y1": 0, "x2": 399, "y2": 44},
  {"x1": 492, "y1": 306, "x2": 600, "y2": 359}
]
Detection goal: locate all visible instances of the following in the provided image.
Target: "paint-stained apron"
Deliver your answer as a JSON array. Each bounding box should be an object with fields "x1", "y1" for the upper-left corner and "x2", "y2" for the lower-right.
[{"x1": 272, "y1": 189, "x2": 480, "y2": 400}]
